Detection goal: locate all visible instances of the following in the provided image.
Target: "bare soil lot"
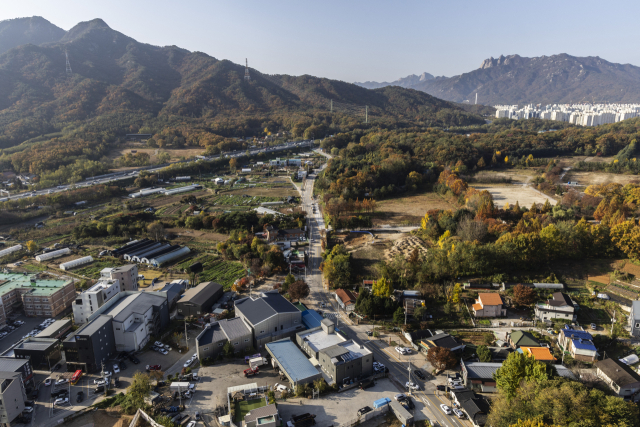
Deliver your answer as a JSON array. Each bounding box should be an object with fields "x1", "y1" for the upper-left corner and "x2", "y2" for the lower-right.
[
  {"x1": 472, "y1": 169, "x2": 538, "y2": 184},
  {"x1": 225, "y1": 186, "x2": 298, "y2": 198},
  {"x1": 374, "y1": 193, "x2": 458, "y2": 226},
  {"x1": 474, "y1": 184, "x2": 557, "y2": 208},
  {"x1": 563, "y1": 171, "x2": 640, "y2": 186}
]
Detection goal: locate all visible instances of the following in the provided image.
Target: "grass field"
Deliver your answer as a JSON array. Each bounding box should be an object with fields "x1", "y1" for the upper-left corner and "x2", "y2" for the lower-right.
[
  {"x1": 474, "y1": 184, "x2": 557, "y2": 208},
  {"x1": 235, "y1": 399, "x2": 265, "y2": 423},
  {"x1": 176, "y1": 255, "x2": 245, "y2": 289},
  {"x1": 563, "y1": 171, "x2": 640, "y2": 186},
  {"x1": 373, "y1": 192, "x2": 458, "y2": 226}
]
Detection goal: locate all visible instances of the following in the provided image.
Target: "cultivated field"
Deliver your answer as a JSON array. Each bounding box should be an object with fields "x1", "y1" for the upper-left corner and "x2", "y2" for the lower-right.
[
  {"x1": 474, "y1": 184, "x2": 557, "y2": 208},
  {"x1": 563, "y1": 171, "x2": 640, "y2": 186},
  {"x1": 373, "y1": 192, "x2": 458, "y2": 226}
]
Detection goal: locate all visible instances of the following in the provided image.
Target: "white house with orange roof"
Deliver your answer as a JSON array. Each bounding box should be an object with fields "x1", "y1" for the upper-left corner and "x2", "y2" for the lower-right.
[{"x1": 472, "y1": 293, "x2": 506, "y2": 318}]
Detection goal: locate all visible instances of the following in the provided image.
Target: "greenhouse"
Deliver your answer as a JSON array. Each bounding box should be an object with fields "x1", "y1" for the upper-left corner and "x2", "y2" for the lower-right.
[
  {"x1": 60, "y1": 256, "x2": 94, "y2": 271},
  {"x1": 0, "y1": 244, "x2": 22, "y2": 258},
  {"x1": 149, "y1": 247, "x2": 191, "y2": 267},
  {"x1": 35, "y1": 248, "x2": 71, "y2": 262}
]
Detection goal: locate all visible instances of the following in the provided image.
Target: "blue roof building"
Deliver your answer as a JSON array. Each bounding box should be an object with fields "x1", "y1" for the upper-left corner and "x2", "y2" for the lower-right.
[
  {"x1": 301, "y1": 309, "x2": 324, "y2": 329},
  {"x1": 265, "y1": 338, "x2": 321, "y2": 387},
  {"x1": 559, "y1": 325, "x2": 597, "y2": 362}
]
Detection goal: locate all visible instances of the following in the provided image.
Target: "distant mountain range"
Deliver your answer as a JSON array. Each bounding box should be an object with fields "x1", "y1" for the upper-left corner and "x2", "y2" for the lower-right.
[
  {"x1": 355, "y1": 54, "x2": 640, "y2": 105},
  {"x1": 355, "y1": 72, "x2": 434, "y2": 89},
  {"x1": 0, "y1": 17, "x2": 484, "y2": 149}
]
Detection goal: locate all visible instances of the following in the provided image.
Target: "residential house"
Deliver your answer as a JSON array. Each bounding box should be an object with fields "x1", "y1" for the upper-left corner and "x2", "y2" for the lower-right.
[
  {"x1": 460, "y1": 360, "x2": 502, "y2": 393},
  {"x1": 534, "y1": 292, "x2": 576, "y2": 323},
  {"x1": 244, "y1": 404, "x2": 280, "y2": 427},
  {"x1": 459, "y1": 395, "x2": 491, "y2": 427},
  {"x1": 72, "y1": 278, "x2": 122, "y2": 324},
  {"x1": 630, "y1": 301, "x2": 640, "y2": 338},
  {"x1": 472, "y1": 293, "x2": 506, "y2": 318},
  {"x1": 335, "y1": 289, "x2": 357, "y2": 312},
  {"x1": 520, "y1": 346, "x2": 555, "y2": 362},
  {"x1": 558, "y1": 326, "x2": 597, "y2": 362},
  {"x1": 318, "y1": 340, "x2": 373, "y2": 385},
  {"x1": 596, "y1": 358, "x2": 640, "y2": 398},
  {"x1": 234, "y1": 290, "x2": 304, "y2": 349},
  {"x1": 403, "y1": 329, "x2": 433, "y2": 345},
  {"x1": 507, "y1": 330, "x2": 540, "y2": 349},
  {"x1": 264, "y1": 226, "x2": 305, "y2": 242},
  {"x1": 420, "y1": 333, "x2": 465, "y2": 354}
]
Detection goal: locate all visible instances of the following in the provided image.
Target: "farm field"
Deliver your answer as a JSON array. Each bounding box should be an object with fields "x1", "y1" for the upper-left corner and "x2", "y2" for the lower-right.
[
  {"x1": 563, "y1": 171, "x2": 640, "y2": 186},
  {"x1": 176, "y1": 255, "x2": 245, "y2": 289},
  {"x1": 373, "y1": 192, "x2": 458, "y2": 226},
  {"x1": 474, "y1": 184, "x2": 557, "y2": 208}
]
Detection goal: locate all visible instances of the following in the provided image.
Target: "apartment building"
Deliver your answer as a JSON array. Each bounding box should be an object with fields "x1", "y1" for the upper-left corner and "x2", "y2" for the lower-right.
[
  {"x1": 0, "y1": 273, "x2": 75, "y2": 318},
  {"x1": 100, "y1": 265, "x2": 138, "y2": 291},
  {"x1": 0, "y1": 372, "x2": 25, "y2": 425},
  {"x1": 72, "y1": 278, "x2": 121, "y2": 324},
  {"x1": 63, "y1": 315, "x2": 116, "y2": 373}
]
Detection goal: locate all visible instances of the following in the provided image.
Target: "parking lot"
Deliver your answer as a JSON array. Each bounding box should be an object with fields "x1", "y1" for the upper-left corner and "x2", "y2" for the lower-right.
[{"x1": 0, "y1": 315, "x2": 52, "y2": 356}]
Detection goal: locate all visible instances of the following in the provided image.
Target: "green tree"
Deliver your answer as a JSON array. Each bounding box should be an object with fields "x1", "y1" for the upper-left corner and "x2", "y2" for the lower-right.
[
  {"x1": 413, "y1": 306, "x2": 428, "y2": 321},
  {"x1": 493, "y1": 351, "x2": 555, "y2": 399},
  {"x1": 372, "y1": 277, "x2": 393, "y2": 298},
  {"x1": 223, "y1": 341, "x2": 235, "y2": 357},
  {"x1": 283, "y1": 273, "x2": 295, "y2": 293},
  {"x1": 477, "y1": 345, "x2": 492, "y2": 362},
  {"x1": 267, "y1": 390, "x2": 276, "y2": 404},
  {"x1": 393, "y1": 306, "x2": 405, "y2": 324},
  {"x1": 122, "y1": 372, "x2": 151, "y2": 414},
  {"x1": 155, "y1": 415, "x2": 177, "y2": 427}
]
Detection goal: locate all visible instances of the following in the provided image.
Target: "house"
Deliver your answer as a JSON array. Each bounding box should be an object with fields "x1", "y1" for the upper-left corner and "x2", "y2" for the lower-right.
[
  {"x1": 318, "y1": 340, "x2": 373, "y2": 385},
  {"x1": 629, "y1": 301, "x2": 640, "y2": 338},
  {"x1": 472, "y1": 293, "x2": 506, "y2": 318},
  {"x1": 264, "y1": 226, "x2": 304, "y2": 242},
  {"x1": 558, "y1": 326, "x2": 597, "y2": 362},
  {"x1": 534, "y1": 292, "x2": 576, "y2": 323},
  {"x1": 487, "y1": 347, "x2": 512, "y2": 362},
  {"x1": 461, "y1": 360, "x2": 502, "y2": 393},
  {"x1": 177, "y1": 282, "x2": 223, "y2": 317},
  {"x1": 420, "y1": 333, "x2": 465, "y2": 353},
  {"x1": 8, "y1": 337, "x2": 62, "y2": 370},
  {"x1": 196, "y1": 317, "x2": 253, "y2": 361},
  {"x1": 244, "y1": 403, "x2": 280, "y2": 427},
  {"x1": 507, "y1": 330, "x2": 540, "y2": 349},
  {"x1": 520, "y1": 346, "x2": 555, "y2": 362},
  {"x1": 335, "y1": 289, "x2": 357, "y2": 312},
  {"x1": 596, "y1": 358, "x2": 640, "y2": 398},
  {"x1": 234, "y1": 290, "x2": 304, "y2": 349},
  {"x1": 296, "y1": 319, "x2": 346, "y2": 360},
  {"x1": 459, "y1": 395, "x2": 491, "y2": 427},
  {"x1": 404, "y1": 329, "x2": 433, "y2": 345}
]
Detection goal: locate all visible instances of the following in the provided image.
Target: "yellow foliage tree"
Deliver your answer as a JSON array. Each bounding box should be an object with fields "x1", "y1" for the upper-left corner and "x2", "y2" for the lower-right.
[
  {"x1": 451, "y1": 283, "x2": 462, "y2": 304},
  {"x1": 438, "y1": 230, "x2": 451, "y2": 249},
  {"x1": 505, "y1": 156, "x2": 509, "y2": 164},
  {"x1": 372, "y1": 277, "x2": 393, "y2": 298},
  {"x1": 25, "y1": 240, "x2": 38, "y2": 253},
  {"x1": 420, "y1": 213, "x2": 430, "y2": 230}
]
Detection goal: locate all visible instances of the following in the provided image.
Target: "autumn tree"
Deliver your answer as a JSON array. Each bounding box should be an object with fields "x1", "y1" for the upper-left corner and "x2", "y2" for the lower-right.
[
  {"x1": 372, "y1": 277, "x2": 393, "y2": 298},
  {"x1": 283, "y1": 273, "x2": 295, "y2": 293},
  {"x1": 147, "y1": 222, "x2": 165, "y2": 241},
  {"x1": 25, "y1": 240, "x2": 38, "y2": 252},
  {"x1": 229, "y1": 158, "x2": 238, "y2": 171},
  {"x1": 426, "y1": 347, "x2": 457, "y2": 372},
  {"x1": 289, "y1": 280, "x2": 310, "y2": 302},
  {"x1": 493, "y1": 351, "x2": 556, "y2": 399},
  {"x1": 512, "y1": 284, "x2": 537, "y2": 307}
]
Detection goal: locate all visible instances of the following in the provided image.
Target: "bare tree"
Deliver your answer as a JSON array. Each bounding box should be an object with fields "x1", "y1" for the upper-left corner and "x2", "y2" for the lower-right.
[
  {"x1": 456, "y1": 217, "x2": 488, "y2": 242},
  {"x1": 289, "y1": 280, "x2": 310, "y2": 302},
  {"x1": 147, "y1": 222, "x2": 165, "y2": 241}
]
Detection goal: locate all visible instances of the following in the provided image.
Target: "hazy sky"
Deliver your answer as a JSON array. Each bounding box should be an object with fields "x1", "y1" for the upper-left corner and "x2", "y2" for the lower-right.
[{"x1": 2, "y1": 0, "x2": 639, "y2": 82}]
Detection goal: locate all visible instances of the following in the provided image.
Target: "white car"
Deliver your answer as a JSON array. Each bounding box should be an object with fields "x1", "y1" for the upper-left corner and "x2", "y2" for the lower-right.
[
  {"x1": 191, "y1": 353, "x2": 197, "y2": 360},
  {"x1": 54, "y1": 397, "x2": 69, "y2": 405},
  {"x1": 187, "y1": 422, "x2": 197, "y2": 427},
  {"x1": 395, "y1": 346, "x2": 405, "y2": 354},
  {"x1": 274, "y1": 383, "x2": 289, "y2": 393},
  {"x1": 103, "y1": 371, "x2": 112, "y2": 377},
  {"x1": 453, "y1": 408, "x2": 465, "y2": 419},
  {"x1": 23, "y1": 406, "x2": 34, "y2": 413},
  {"x1": 94, "y1": 379, "x2": 106, "y2": 386},
  {"x1": 55, "y1": 378, "x2": 68, "y2": 385},
  {"x1": 113, "y1": 364, "x2": 120, "y2": 374},
  {"x1": 403, "y1": 348, "x2": 412, "y2": 354},
  {"x1": 184, "y1": 359, "x2": 193, "y2": 368},
  {"x1": 164, "y1": 344, "x2": 171, "y2": 350},
  {"x1": 155, "y1": 341, "x2": 163, "y2": 347},
  {"x1": 440, "y1": 404, "x2": 452, "y2": 415},
  {"x1": 44, "y1": 378, "x2": 52, "y2": 386},
  {"x1": 160, "y1": 349, "x2": 168, "y2": 355},
  {"x1": 405, "y1": 382, "x2": 419, "y2": 391}
]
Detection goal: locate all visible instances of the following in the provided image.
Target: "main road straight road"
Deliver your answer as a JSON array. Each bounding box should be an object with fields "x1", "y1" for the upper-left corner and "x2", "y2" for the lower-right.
[{"x1": 296, "y1": 150, "x2": 468, "y2": 427}]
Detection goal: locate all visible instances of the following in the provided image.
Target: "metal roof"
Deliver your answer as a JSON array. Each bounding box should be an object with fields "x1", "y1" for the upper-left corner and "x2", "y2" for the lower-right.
[
  {"x1": 235, "y1": 291, "x2": 299, "y2": 326},
  {"x1": 180, "y1": 282, "x2": 222, "y2": 305},
  {"x1": 509, "y1": 330, "x2": 540, "y2": 347},
  {"x1": 197, "y1": 323, "x2": 227, "y2": 346},
  {"x1": 103, "y1": 292, "x2": 166, "y2": 323},
  {"x1": 266, "y1": 339, "x2": 320, "y2": 384},
  {"x1": 219, "y1": 317, "x2": 251, "y2": 341},
  {"x1": 76, "y1": 315, "x2": 112, "y2": 337},
  {"x1": 597, "y1": 358, "x2": 640, "y2": 386},
  {"x1": 14, "y1": 339, "x2": 58, "y2": 351},
  {"x1": 560, "y1": 327, "x2": 593, "y2": 341},
  {"x1": 36, "y1": 319, "x2": 71, "y2": 338},
  {"x1": 463, "y1": 362, "x2": 502, "y2": 379},
  {"x1": 301, "y1": 310, "x2": 323, "y2": 329},
  {"x1": 160, "y1": 283, "x2": 183, "y2": 302},
  {"x1": 0, "y1": 357, "x2": 30, "y2": 372},
  {"x1": 571, "y1": 338, "x2": 596, "y2": 351},
  {"x1": 553, "y1": 365, "x2": 577, "y2": 380}
]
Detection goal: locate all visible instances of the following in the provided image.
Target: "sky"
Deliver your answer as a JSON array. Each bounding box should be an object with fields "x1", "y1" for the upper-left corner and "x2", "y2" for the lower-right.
[{"x1": 2, "y1": 0, "x2": 640, "y2": 83}]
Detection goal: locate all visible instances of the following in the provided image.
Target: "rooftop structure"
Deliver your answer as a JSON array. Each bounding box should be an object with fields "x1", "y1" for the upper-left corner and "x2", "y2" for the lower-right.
[{"x1": 265, "y1": 339, "x2": 321, "y2": 387}]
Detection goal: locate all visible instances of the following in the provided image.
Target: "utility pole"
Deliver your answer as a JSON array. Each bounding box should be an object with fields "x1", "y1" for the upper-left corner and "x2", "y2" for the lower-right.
[
  {"x1": 365, "y1": 106, "x2": 368, "y2": 124},
  {"x1": 330, "y1": 100, "x2": 333, "y2": 113},
  {"x1": 185, "y1": 320, "x2": 189, "y2": 351}
]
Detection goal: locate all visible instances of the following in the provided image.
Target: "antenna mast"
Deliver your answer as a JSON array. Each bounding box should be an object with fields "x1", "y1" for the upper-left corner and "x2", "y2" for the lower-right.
[
  {"x1": 244, "y1": 58, "x2": 251, "y2": 81},
  {"x1": 65, "y1": 50, "x2": 72, "y2": 75}
]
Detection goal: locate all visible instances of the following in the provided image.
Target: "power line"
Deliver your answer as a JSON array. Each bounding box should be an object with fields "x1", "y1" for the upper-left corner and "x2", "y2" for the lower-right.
[{"x1": 65, "y1": 50, "x2": 72, "y2": 75}]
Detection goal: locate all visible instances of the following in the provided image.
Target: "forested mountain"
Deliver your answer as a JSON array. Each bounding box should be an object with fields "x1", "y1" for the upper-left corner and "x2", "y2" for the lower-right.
[
  {"x1": 0, "y1": 16, "x2": 65, "y2": 54},
  {"x1": 0, "y1": 17, "x2": 483, "y2": 154},
  {"x1": 355, "y1": 72, "x2": 434, "y2": 90},
  {"x1": 361, "y1": 54, "x2": 640, "y2": 105}
]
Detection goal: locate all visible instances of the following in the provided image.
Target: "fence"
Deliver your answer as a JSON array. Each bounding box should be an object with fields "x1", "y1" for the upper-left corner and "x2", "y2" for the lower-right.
[{"x1": 337, "y1": 403, "x2": 389, "y2": 427}]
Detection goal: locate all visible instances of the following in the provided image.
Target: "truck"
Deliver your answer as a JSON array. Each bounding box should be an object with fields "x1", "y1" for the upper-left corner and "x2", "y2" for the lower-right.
[
  {"x1": 373, "y1": 397, "x2": 391, "y2": 409},
  {"x1": 244, "y1": 367, "x2": 259, "y2": 377},
  {"x1": 170, "y1": 382, "x2": 194, "y2": 392},
  {"x1": 249, "y1": 357, "x2": 268, "y2": 369},
  {"x1": 245, "y1": 353, "x2": 262, "y2": 363},
  {"x1": 389, "y1": 400, "x2": 413, "y2": 426},
  {"x1": 288, "y1": 413, "x2": 316, "y2": 427}
]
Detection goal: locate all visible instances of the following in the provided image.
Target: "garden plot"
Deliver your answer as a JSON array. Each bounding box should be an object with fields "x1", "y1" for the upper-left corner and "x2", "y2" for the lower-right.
[{"x1": 474, "y1": 184, "x2": 556, "y2": 208}]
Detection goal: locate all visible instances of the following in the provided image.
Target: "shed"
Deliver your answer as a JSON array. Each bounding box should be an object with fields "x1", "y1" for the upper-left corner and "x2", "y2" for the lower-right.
[
  {"x1": 177, "y1": 282, "x2": 223, "y2": 317},
  {"x1": 265, "y1": 338, "x2": 321, "y2": 387}
]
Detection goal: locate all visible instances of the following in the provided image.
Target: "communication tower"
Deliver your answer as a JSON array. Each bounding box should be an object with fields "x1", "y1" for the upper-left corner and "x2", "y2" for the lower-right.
[
  {"x1": 244, "y1": 58, "x2": 250, "y2": 81},
  {"x1": 65, "y1": 50, "x2": 72, "y2": 75}
]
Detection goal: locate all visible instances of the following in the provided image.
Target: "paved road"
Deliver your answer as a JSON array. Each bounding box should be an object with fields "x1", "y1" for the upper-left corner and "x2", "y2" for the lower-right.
[{"x1": 1, "y1": 140, "x2": 315, "y2": 202}]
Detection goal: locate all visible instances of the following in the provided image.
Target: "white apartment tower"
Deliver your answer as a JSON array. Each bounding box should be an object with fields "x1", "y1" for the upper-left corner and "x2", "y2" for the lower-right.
[
  {"x1": 72, "y1": 278, "x2": 121, "y2": 324},
  {"x1": 100, "y1": 264, "x2": 138, "y2": 292}
]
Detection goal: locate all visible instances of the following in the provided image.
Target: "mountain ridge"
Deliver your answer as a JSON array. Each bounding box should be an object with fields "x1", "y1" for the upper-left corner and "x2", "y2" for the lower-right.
[{"x1": 0, "y1": 16, "x2": 65, "y2": 54}]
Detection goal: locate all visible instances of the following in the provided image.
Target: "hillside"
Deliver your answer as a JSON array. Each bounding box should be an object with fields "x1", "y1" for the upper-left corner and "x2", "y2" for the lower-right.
[
  {"x1": 361, "y1": 54, "x2": 640, "y2": 105},
  {"x1": 0, "y1": 18, "x2": 483, "y2": 152},
  {"x1": 0, "y1": 16, "x2": 65, "y2": 55},
  {"x1": 355, "y1": 72, "x2": 434, "y2": 90}
]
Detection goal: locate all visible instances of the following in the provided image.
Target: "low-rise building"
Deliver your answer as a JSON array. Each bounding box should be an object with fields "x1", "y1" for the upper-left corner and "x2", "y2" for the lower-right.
[
  {"x1": 264, "y1": 226, "x2": 304, "y2": 242},
  {"x1": 177, "y1": 282, "x2": 223, "y2": 318},
  {"x1": 8, "y1": 337, "x2": 62, "y2": 370},
  {"x1": 265, "y1": 338, "x2": 321, "y2": 388},
  {"x1": 318, "y1": 340, "x2": 373, "y2": 385},
  {"x1": 63, "y1": 315, "x2": 116, "y2": 373},
  {"x1": 160, "y1": 282, "x2": 183, "y2": 310},
  {"x1": 520, "y1": 346, "x2": 555, "y2": 362},
  {"x1": 0, "y1": 272, "x2": 76, "y2": 318},
  {"x1": 459, "y1": 395, "x2": 491, "y2": 427},
  {"x1": 73, "y1": 278, "x2": 121, "y2": 324},
  {"x1": 507, "y1": 330, "x2": 540, "y2": 349},
  {"x1": 472, "y1": 293, "x2": 506, "y2": 318},
  {"x1": 196, "y1": 317, "x2": 253, "y2": 361},
  {"x1": 100, "y1": 264, "x2": 138, "y2": 292},
  {"x1": 461, "y1": 360, "x2": 502, "y2": 393},
  {"x1": 629, "y1": 301, "x2": 640, "y2": 338},
  {"x1": 244, "y1": 403, "x2": 280, "y2": 427},
  {"x1": 335, "y1": 289, "x2": 356, "y2": 312},
  {"x1": 0, "y1": 358, "x2": 34, "y2": 389},
  {"x1": 558, "y1": 326, "x2": 597, "y2": 362},
  {"x1": 534, "y1": 292, "x2": 576, "y2": 323},
  {"x1": 420, "y1": 333, "x2": 465, "y2": 353},
  {"x1": 0, "y1": 372, "x2": 25, "y2": 425},
  {"x1": 296, "y1": 319, "x2": 346, "y2": 360},
  {"x1": 596, "y1": 358, "x2": 640, "y2": 398},
  {"x1": 36, "y1": 319, "x2": 72, "y2": 339}
]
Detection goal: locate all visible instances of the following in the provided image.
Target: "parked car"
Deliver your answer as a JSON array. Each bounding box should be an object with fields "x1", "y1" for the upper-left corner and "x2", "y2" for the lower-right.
[
  {"x1": 146, "y1": 365, "x2": 161, "y2": 371},
  {"x1": 405, "y1": 382, "x2": 420, "y2": 391},
  {"x1": 155, "y1": 341, "x2": 163, "y2": 347},
  {"x1": 357, "y1": 406, "x2": 372, "y2": 416},
  {"x1": 94, "y1": 379, "x2": 106, "y2": 386},
  {"x1": 54, "y1": 397, "x2": 69, "y2": 406},
  {"x1": 436, "y1": 385, "x2": 446, "y2": 391},
  {"x1": 161, "y1": 349, "x2": 169, "y2": 355},
  {"x1": 395, "y1": 346, "x2": 405, "y2": 354},
  {"x1": 394, "y1": 393, "x2": 406, "y2": 401},
  {"x1": 120, "y1": 361, "x2": 127, "y2": 370},
  {"x1": 55, "y1": 378, "x2": 68, "y2": 385},
  {"x1": 164, "y1": 344, "x2": 171, "y2": 350},
  {"x1": 414, "y1": 370, "x2": 426, "y2": 380},
  {"x1": 23, "y1": 407, "x2": 34, "y2": 413},
  {"x1": 195, "y1": 411, "x2": 201, "y2": 421},
  {"x1": 366, "y1": 330, "x2": 373, "y2": 336},
  {"x1": 94, "y1": 385, "x2": 105, "y2": 394},
  {"x1": 440, "y1": 404, "x2": 452, "y2": 415},
  {"x1": 77, "y1": 391, "x2": 84, "y2": 403},
  {"x1": 453, "y1": 408, "x2": 465, "y2": 419},
  {"x1": 274, "y1": 383, "x2": 289, "y2": 393},
  {"x1": 113, "y1": 364, "x2": 120, "y2": 374},
  {"x1": 403, "y1": 397, "x2": 415, "y2": 410},
  {"x1": 44, "y1": 378, "x2": 52, "y2": 386},
  {"x1": 590, "y1": 323, "x2": 597, "y2": 330}
]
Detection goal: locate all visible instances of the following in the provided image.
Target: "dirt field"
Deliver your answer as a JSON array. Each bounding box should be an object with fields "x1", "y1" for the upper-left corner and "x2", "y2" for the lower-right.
[
  {"x1": 563, "y1": 171, "x2": 640, "y2": 186},
  {"x1": 225, "y1": 186, "x2": 298, "y2": 197},
  {"x1": 64, "y1": 407, "x2": 132, "y2": 427},
  {"x1": 374, "y1": 192, "x2": 458, "y2": 226},
  {"x1": 474, "y1": 184, "x2": 557, "y2": 208},
  {"x1": 473, "y1": 169, "x2": 538, "y2": 184},
  {"x1": 384, "y1": 234, "x2": 429, "y2": 261}
]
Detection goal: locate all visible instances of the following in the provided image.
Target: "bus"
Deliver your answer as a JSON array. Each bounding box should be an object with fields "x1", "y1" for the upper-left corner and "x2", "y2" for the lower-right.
[{"x1": 70, "y1": 370, "x2": 82, "y2": 385}]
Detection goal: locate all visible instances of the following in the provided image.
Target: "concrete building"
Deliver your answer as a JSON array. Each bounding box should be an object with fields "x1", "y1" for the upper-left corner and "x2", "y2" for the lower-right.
[
  {"x1": 73, "y1": 278, "x2": 122, "y2": 324},
  {"x1": 557, "y1": 326, "x2": 597, "y2": 362},
  {"x1": 0, "y1": 358, "x2": 34, "y2": 390},
  {"x1": 472, "y1": 294, "x2": 506, "y2": 318},
  {"x1": 177, "y1": 282, "x2": 223, "y2": 318},
  {"x1": 196, "y1": 317, "x2": 253, "y2": 361},
  {"x1": 0, "y1": 372, "x2": 25, "y2": 425},
  {"x1": 461, "y1": 360, "x2": 502, "y2": 393},
  {"x1": 36, "y1": 319, "x2": 72, "y2": 339},
  {"x1": 296, "y1": 319, "x2": 346, "y2": 360},
  {"x1": 596, "y1": 358, "x2": 640, "y2": 398},
  {"x1": 335, "y1": 289, "x2": 356, "y2": 312},
  {"x1": 100, "y1": 292, "x2": 169, "y2": 352},
  {"x1": 265, "y1": 339, "x2": 321, "y2": 388},
  {"x1": 63, "y1": 315, "x2": 116, "y2": 373},
  {"x1": 318, "y1": 340, "x2": 373, "y2": 385},
  {"x1": 235, "y1": 291, "x2": 304, "y2": 349},
  {"x1": 100, "y1": 265, "x2": 138, "y2": 292},
  {"x1": 0, "y1": 273, "x2": 76, "y2": 318},
  {"x1": 629, "y1": 301, "x2": 640, "y2": 338},
  {"x1": 8, "y1": 337, "x2": 62, "y2": 370},
  {"x1": 160, "y1": 282, "x2": 183, "y2": 310},
  {"x1": 534, "y1": 292, "x2": 576, "y2": 323}
]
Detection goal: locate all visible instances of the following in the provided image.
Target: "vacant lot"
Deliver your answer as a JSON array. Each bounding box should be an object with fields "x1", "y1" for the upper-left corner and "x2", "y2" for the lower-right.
[
  {"x1": 472, "y1": 169, "x2": 538, "y2": 184},
  {"x1": 563, "y1": 171, "x2": 640, "y2": 186},
  {"x1": 224, "y1": 185, "x2": 298, "y2": 198},
  {"x1": 475, "y1": 184, "x2": 556, "y2": 208},
  {"x1": 374, "y1": 193, "x2": 457, "y2": 226},
  {"x1": 109, "y1": 146, "x2": 206, "y2": 163}
]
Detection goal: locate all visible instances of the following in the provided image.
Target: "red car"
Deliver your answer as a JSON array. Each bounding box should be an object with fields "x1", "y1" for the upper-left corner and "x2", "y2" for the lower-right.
[
  {"x1": 243, "y1": 367, "x2": 259, "y2": 377},
  {"x1": 146, "y1": 365, "x2": 161, "y2": 371}
]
